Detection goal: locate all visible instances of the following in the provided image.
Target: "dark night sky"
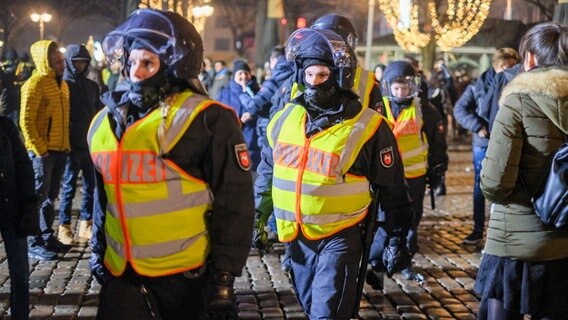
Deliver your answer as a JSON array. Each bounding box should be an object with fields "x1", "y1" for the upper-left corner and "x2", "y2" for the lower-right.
[{"x1": 13, "y1": 14, "x2": 115, "y2": 55}]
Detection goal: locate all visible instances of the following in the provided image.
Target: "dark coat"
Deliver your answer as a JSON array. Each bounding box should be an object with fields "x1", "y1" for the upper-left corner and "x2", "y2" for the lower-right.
[
  {"x1": 64, "y1": 44, "x2": 102, "y2": 152},
  {"x1": 453, "y1": 68, "x2": 496, "y2": 147},
  {"x1": 0, "y1": 115, "x2": 36, "y2": 230},
  {"x1": 239, "y1": 56, "x2": 294, "y2": 119},
  {"x1": 478, "y1": 64, "x2": 521, "y2": 133}
]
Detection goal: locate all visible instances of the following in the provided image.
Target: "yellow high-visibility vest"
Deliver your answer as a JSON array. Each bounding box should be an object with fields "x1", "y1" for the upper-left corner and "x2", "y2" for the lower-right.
[
  {"x1": 88, "y1": 91, "x2": 215, "y2": 277},
  {"x1": 267, "y1": 103, "x2": 383, "y2": 241},
  {"x1": 382, "y1": 97, "x2": 428, "y2": 178},
  {"x1": 290, "y1": 66, "x2": 375, "y2": 109}
]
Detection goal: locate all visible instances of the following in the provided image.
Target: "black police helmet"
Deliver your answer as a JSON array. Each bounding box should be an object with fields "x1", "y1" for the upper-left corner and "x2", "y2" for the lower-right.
[
  {"x1": 102, "y1": 9, "x2": 203, "y2": 81},
  {"x1": 286, "y1": 28, "x2": 356, "y2": 91},
  {"x1": 311, "y1": 14, "x2": 358, "y2": 49},
  {"x1": 382, "y1": 61, "x2": 420, "y2": 102}
]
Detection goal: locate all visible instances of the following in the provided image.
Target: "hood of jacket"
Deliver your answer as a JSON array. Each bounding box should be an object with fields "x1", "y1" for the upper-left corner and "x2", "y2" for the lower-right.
[
  {"x1": 64, "y1": 44, "x2": 91, "y2": 82},
  {"x1": 30, "y1": 40, "x2": 56, "y2": 77},
  {"x1": 500, "y1": 66, "x2": 568, "y2": 133}
]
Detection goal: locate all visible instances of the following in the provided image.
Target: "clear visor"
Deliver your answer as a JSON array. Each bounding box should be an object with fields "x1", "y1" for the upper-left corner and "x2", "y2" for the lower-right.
[
  {"x1": 102, "y1": 9, "x2": 188, "y2": 65},
  {"x1": 285, "y1": 28, "x2": 356, "y2": 69},
  {"x1": 381, "y1": 76, "x2": 420, "y2": 101}
]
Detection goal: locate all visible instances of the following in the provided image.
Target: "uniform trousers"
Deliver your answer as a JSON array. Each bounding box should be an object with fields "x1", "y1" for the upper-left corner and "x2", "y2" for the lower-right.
[
  {"x1": 287, "y1": 225, "x2": 362, "y2": 320},
  {"x1": 97, "y1": 265, "x2": 207, "y2": 320}
]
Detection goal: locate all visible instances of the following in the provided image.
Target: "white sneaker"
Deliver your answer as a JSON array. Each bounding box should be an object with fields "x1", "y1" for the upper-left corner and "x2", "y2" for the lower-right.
[
  {"x1": 58, "y1": 224, "x2": 74, "y2": 245},
  {"x1": 78, "y1": 220, "x2": 93, "y2": 240}
]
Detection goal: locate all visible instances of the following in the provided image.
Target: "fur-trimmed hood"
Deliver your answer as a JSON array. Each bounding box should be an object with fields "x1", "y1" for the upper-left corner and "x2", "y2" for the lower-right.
[{"x1": 500, "y1": 66, "x2": 568, "y2": 133}]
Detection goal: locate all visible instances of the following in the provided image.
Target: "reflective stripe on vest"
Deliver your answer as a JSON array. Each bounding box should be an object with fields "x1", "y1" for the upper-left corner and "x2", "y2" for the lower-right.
[
  {"x1": 353, "y1": 66, "x2": 375, "y2": 109},
  {"x1": 382, "y1": 97, "x2": 428, "y2": 178},
  {"x1": 267, "y1": 104, "x2": 383, "y2": 241},
  {"x1": 88, "y1": 91, "x2": 214, "y2": 277}
]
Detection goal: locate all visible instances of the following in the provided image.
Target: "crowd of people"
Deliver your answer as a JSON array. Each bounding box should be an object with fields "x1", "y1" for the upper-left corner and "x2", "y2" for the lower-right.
[{"x1": 0, "y1": 8, "x2": 567, "y2": 320}]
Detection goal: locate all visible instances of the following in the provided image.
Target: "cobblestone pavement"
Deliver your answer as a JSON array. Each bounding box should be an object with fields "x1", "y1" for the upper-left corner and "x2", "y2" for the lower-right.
[{"x1": 0, "y1": 144, "x2": 483, "y2": 319}]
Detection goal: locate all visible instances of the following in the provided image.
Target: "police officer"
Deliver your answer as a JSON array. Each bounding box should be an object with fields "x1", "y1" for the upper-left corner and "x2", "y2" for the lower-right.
[
  {"x1": 88, "y1": 9, "x2": 254, "y2": 319},
  {"x1": 254, "y1": 28, "x2": 413, "y2": 320},
  {"x1": 270, "y1": 14, "x2": 383, "y2": 119},
  {"x1": 369, "y1": 61, "x2": 448, "y2": 283}
]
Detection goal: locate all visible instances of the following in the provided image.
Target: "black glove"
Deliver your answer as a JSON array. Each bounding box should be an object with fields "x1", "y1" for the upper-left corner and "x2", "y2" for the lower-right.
[
  {"x1": 427, "y1": 173, "x2": 442, "y2": 190},
  {"x1": 252, "y1": 211, "x2": 271, "y2": 251},
  {"x1": 17, "y1": 200, "x2": 40, "y2": 237},
  {"x1": 382, "y1": 237, "x2": 411, "y2": 277},
  {"x1": 203, "y1": 270, "x2": 238, "y2": 319}
]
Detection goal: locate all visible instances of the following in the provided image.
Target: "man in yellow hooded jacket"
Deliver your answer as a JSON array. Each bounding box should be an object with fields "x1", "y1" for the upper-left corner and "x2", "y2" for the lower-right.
[{"x1": 20, "y1": 40, "x2": 71, "y2": 260}]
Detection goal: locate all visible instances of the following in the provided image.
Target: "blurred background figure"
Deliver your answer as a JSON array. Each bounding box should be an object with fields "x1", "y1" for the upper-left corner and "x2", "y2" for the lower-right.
[
  {"x1": 217, "y1": 59, "x2": 262, "y2": 173},
  {"x1": 208, "y1": 59, "x2": 230, "y2": 99},
  {"x1": 453, "y1": 47, "x2": 520, "y2": 245},
  {"x1": 0, "y1": 49, "x2": 21, "y2": 124}
]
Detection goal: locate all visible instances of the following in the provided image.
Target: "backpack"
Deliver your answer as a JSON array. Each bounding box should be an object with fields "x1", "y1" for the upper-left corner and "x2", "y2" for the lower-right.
[{"x1": 531, "y1": 137, "x2": 568, "y2": 229}]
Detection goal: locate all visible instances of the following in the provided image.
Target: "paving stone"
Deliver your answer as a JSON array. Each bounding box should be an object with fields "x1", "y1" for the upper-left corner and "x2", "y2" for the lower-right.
[
  {"x1": 396, "y1": 305, "x2": 421, "y2": 313},
  {"x1": 444, "y1": 303, "x2": 471, "y2": 314},
  {"x1": 77, "y1": 306, "x2": 97, "y2": 319},
  {"x1": 238, "y1": 311, "x2": 261, "y2": 319},
  {"x1": 424, "y1": 307, "x2": 452, "y2": 318},
  {"x1": 358, "y1": 309, "x2": 381, "y2": 319},
  {"x1": 401, "y1": 312, "x2": 428, "y2": 319},
  {"x1": 453, "y1": 313, "x2": 477, "y2": 320},
  {"x1": 285, "y1": 311, "x2": 308, "y2": 319}
]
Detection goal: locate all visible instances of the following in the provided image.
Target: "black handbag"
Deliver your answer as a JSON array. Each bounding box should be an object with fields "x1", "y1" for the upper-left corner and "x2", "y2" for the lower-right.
[{"x1": 531, "y1": 139, "x2": 568, "y2": 229}]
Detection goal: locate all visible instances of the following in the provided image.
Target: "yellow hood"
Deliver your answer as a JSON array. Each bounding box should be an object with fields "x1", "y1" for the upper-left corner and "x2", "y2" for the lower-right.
[{"x1": 30, "y1": 40, "x2": 55, "y2": 76}]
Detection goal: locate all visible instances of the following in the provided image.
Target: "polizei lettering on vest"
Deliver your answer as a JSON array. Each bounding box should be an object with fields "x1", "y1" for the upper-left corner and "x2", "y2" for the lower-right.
[
  {"x1": 274, "y1": 142, "x2": 340, "y2": 177},
  {"x1": 92, "y1": 151, "x2": 166, "y2": 184}
]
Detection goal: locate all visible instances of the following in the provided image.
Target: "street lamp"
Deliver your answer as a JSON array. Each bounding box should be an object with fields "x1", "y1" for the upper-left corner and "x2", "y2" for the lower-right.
[
  {"x1": 30, "y1": 12, "x2": 52, "y2": 40},
  {"x1": 139, "y1": 0, "x2": 215, "y2": 34}
]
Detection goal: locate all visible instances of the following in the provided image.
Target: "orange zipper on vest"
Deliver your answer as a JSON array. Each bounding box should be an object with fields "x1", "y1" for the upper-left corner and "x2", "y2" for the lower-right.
[
  {"x1": 114, "y1": 139, "x2": 132, "y2": 262},
  {"x1": 114, "y1": 112, "x2": 155, "y2": 263},
  {"x1": 295, "y1": 137, "x2": 311, "y2": 226}
]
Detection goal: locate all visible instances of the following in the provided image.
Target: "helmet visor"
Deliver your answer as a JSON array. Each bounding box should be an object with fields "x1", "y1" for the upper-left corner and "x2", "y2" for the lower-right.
[
  {"x1": 102, "y1": 9, "x2": 189, "y2": 65},
  {"x1": 381, "y1": 75, "x2": 421, "y2": 101},
  {"x1": 285, "y1": 28, "x2": 356, "y2": 69}
]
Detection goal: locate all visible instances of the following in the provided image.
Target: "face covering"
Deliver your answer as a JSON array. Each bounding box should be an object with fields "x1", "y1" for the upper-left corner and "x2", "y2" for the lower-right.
[
  {"x1": 127, "y1": 63, "x2": 169, "y2": 111},
  {"x1": 303, "y1": 78, "x2": 338, "y2": 108}
]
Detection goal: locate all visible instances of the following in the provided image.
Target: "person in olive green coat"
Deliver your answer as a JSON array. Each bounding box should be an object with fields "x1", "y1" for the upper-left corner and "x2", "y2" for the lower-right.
[{"x1": 475, "y1": 22, "x2": 568, "y2": 320}]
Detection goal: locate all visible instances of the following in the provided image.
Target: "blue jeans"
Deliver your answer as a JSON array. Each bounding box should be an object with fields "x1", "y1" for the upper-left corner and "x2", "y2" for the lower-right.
[
  {"x1": 29, "y1": 151, "x2": 67, "y2": 244},
  {"x1": 59, "y1": 150, "x2": 95, "y2": 224},
  {"x1": 288, "y1": 225, "x2": 362, "y2": 319},
  {"x1": 0, "y1": 224, "x2": 30, "y2": 319},
  {"x1": 473, "y1": 146, "x2": 487, "y2": 233}
]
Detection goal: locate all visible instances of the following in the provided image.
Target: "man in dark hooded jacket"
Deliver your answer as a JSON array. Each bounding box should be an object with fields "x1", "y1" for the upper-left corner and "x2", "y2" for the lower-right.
[{"x1": 58, "y1": 44, "x2": 102, "y2": 246}]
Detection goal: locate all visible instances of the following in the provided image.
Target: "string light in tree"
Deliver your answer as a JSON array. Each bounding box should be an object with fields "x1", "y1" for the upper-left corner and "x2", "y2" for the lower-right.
[
  {"x1": 429, "y1": 0, "x2": 491, "y2": 51},
  {"x1": 378, "y1": 0, "x2": 492, "y2": 52}
]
